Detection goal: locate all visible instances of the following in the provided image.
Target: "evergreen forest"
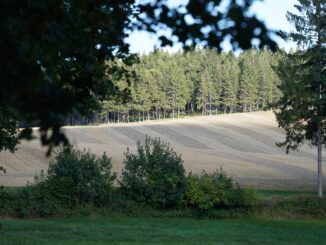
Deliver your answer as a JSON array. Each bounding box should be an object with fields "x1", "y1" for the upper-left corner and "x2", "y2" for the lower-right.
[{"x1": 79, "y1": 49, "x2": 283, "y2": 124}]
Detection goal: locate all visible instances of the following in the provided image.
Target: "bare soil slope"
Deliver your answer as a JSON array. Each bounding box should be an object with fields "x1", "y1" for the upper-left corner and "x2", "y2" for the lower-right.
[{"x1": 1, "y1": 111, "x2": 324, "y2": 189}]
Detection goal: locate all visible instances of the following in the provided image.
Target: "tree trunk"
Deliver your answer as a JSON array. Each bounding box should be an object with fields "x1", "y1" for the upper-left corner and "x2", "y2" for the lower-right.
[
  {"x1": 316, "y1": 3, "x2": 323, "y2": 198},
  {"x1": 209, "y1": 97, "x2": 212, "y2": 116},
  {"x1": 317, "y1": 81, "x2": 323, "y2": 198},
  {"x1": 317, "y1": 123, "x2": 323, "y2": 198}
]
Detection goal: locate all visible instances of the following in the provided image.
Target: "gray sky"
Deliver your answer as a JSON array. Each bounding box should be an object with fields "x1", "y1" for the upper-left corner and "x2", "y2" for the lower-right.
[{"x1": 127, "y1": 0, "x2": 298, "y2": 54}]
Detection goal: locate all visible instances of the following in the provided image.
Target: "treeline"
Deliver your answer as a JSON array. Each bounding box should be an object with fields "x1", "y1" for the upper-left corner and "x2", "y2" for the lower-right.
[
  {"x1": 65, "y1": 49, "x2": 283, "y2": 125},
  {"x1": 99, "y1": 48, "x2": 282, "y2": 123}
]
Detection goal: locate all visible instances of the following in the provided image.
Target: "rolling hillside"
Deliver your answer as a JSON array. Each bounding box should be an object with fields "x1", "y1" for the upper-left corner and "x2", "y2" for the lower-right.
[{"x1": 0, "y1": 111, "x2": 324, "y2": 189}]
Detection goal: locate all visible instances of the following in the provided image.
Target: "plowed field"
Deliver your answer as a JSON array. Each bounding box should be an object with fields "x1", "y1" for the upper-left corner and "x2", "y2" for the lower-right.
[{"x1": 1, "y1": 111, "x2": 324, "y2": 189}]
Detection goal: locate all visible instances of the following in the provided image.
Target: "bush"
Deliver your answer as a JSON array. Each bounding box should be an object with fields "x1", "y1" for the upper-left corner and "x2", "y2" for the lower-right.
[
  {"x1": 1, "y1": 147, "x2": 118, "y2": 217},
  {"x1": 120, "y1": 136, "x2": 187, "y2": 208},
  {"x1": 0, "y1": 186, "x2": 16, "y2": 216},
  {"x1": 277, "y1": 196, "x2": 326, "y2": 218},
  {"x1": 185, "y1": 168, "x2": 258, "y2": 210},
  {"x1": 0, "y1": 175, "x2": 62, "y2": 218},
  {"x1": 45, "y1": 147, "x2": 117, "y2": 207},
  {"x1": 11, "y1": 183, "x2": 59, "y2": 218}
]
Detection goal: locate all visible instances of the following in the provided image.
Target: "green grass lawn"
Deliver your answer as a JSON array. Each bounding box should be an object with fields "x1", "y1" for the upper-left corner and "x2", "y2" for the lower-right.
[{"x1": 1, "y1": 218, "x2": 326, "y2": 245}]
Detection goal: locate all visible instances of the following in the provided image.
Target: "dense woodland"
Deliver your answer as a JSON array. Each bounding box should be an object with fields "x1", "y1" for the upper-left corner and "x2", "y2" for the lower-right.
[{"x1": 66, "y1": 49, "x2": 283, "y2": 125}]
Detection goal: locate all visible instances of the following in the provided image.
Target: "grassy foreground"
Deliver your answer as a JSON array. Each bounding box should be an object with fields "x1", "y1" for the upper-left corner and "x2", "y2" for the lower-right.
[{"x1": 1, "y1": 218, "x2": 326, "y2": 245}]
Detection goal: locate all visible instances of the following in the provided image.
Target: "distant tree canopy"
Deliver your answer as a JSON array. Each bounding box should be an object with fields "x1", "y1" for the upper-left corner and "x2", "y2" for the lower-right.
[
  {"x1": 0, "y1": 0, "x2": 279, "y2": 153},
  {"x1": 98, "y1": 49, "x2": 282, "y2": 123}
]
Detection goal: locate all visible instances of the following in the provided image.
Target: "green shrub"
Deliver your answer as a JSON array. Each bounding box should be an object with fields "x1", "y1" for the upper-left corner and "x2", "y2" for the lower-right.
[
  {"x1": 0, "y1": 186, "x2": 15, "y2": 216},
  {"x1": 12, "y1": 183, "x2": 59, "y2": 218},
  {"x1": 185, "y1": 168, "x2": 258, "y2": 210},
  {"x1": 46, "y1": 147, "x2": 117, "y2": 207},
  {"x1": 2, "y1": 147, "x2": 117, "y2": 218},
  {"x1": 277, "y1": 196, "x2": 326, "y2": 218},
  {"x1": 120, "y1": 136, "x2": 187, "y2": 208},
  {"x1": 0, "y1": 175, "x2": 62, "y2": 218}
]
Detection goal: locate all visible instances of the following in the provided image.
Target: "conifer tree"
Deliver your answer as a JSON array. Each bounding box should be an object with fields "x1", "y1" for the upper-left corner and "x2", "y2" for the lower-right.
[
  {"x1": 221, "y1": 53, "x2": 239, "y2": 113},
  {"x1": 196, "y1": 50, "x2": 213, "y2": 115},
  {"x1": 275, "y1": 0, "x2": 326, "y2": 198},
  {"x1": 256, "y1": 50, "x2": 282, "y2": 109},
  {"x1": 238, "y1": 50, "x2": 260, "y2": 111},
  {"x1": 185, "y1": 50, "x2": 202, "y2": 114}
]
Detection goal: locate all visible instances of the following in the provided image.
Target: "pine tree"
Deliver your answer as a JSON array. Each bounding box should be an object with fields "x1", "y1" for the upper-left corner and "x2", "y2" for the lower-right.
[
  {"x1": 275, "y1": 0, "x2": 326, "y2": 198},
  {"x1": 256, "y1": 50, "x2": 282, "y2": 109},
  {"x1": 238, "y1": 50, "x2": 260, "y2": 111},
  {"x1": 198, "y1": 49, "x2": 222, "y2": 116},
  {"x1": 166, "y1": 53, "x2": 190, "y2": 118},
  {"x1": 195, "y1": 50, "x2": 212, "y2": 115},
  {"x1": 221, "y1": 53, "x2": 239, "y2": 113}
]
